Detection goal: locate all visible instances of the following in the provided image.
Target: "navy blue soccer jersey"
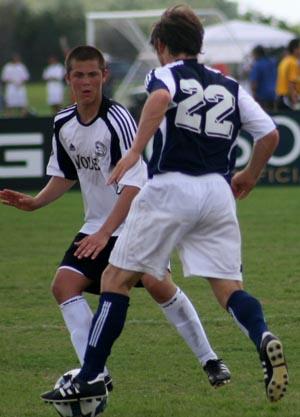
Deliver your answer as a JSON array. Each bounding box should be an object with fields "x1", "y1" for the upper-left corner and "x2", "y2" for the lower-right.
[{"x1": 145, "y1": 59, "x2": 275, "y2": 179}]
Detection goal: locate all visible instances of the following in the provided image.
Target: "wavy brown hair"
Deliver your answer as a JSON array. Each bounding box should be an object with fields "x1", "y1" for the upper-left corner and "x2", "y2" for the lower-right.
[{"x1": 150, "y1": 4, "x2": 204, "y2": 56}]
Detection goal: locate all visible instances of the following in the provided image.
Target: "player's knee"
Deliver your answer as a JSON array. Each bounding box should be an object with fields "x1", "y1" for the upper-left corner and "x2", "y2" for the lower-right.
[
  {"x1": 51, "y1": 275, "x2": 69, "y2": 303},
  {"x1": 101, "y1": 265, "x2": 123, "y2": 292},
  {"x1": 143, "y1": 273, "x2": 176, "y2": 304},
  {"x1": 51, "y1": 277, "x2": 62, "y2": 302},
  {"x1": 208, "y1": 278, "x2": 243, "y2": 310},
  {"x1": 51, "y1": 273, "x2": 83, "y2": 304},
  {"x1": 101, "y1": 264, "x2": 139, "y2": 295}
]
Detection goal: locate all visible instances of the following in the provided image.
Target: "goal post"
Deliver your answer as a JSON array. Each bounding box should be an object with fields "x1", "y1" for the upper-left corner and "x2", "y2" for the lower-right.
[{"x1": 85, "y1": 8, "x2": 227, "y2": 106}]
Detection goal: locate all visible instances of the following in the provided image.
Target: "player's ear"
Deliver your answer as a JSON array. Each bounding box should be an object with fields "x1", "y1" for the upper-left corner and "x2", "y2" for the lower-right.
[
  {"x1": 156, "y1": 39, "x2": 166, "y2": 55},
  {"x1": 102, "y1": 67, "x2": 109, "y2": 84}
]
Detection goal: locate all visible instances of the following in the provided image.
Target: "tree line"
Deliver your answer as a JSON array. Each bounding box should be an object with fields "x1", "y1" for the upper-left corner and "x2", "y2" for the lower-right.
[
  {"x1": 0, "y1": 0, "x2": 85, "y2": 81},
  {"x1": 0, "y1": 0, "x2": 299, "y2": 82}
]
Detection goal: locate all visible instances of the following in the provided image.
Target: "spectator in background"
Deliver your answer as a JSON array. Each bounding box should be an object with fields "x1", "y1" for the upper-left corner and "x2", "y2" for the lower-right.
[
  {"x1": 276, "y1": 38, "x2": 300, "y2": 110},
  {"x1": 249, "y1": 45, "x2": 276, "y2": 112},
  {"x1": 1, "y1": 53, "x2": 30, "y2": 117},
  {"x1": 43, "y1": 55, "x2": 65, "y2": 113}
]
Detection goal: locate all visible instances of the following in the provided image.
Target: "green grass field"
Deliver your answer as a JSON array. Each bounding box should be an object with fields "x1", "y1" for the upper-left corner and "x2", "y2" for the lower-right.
[{"x1": 0, "y1": 187, "x2": 299, "y2": 417}]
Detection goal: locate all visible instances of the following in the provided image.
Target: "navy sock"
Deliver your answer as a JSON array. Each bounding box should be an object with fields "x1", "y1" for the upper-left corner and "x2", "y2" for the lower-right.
[
  {"x1": 78, "y1": 292, "x2": 129, "y2": 381},
  {"x1": 227, "y1": 290, "x2": 268, "y2": 351}
]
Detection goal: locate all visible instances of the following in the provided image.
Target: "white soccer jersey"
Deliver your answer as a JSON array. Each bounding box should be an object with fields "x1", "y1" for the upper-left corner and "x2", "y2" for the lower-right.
[
  {"x1": 42, "y1": 63, "x2": 65, "y2": 105},
  {"x1": 47, "y1": 97, "x2": 147, "y2": 235},
  {"x1": 1, "y1": 62, "x2": 29, "y2": 107}
]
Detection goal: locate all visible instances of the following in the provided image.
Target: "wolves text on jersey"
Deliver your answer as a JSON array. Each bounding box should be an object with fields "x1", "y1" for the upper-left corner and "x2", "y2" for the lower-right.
[{"x1": 74, "y1": 154, "x2": 101, "y2": 171}]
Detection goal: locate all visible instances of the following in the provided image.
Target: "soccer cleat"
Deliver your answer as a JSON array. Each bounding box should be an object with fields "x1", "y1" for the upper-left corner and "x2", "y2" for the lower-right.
[
  {"x1": 104, "y1": 373, "x2": 113, "y2": 392},
  {"x1": 203, "y1": 359, "x2": 231, "y2": 388},
  {"x1": 63, "y1": 369, "x2": 113, "y2": 393},
  {"x1": 260, "y1": 334, "x2": 288, "y2": 402},
  {"x1": 41, "y1": 373, "x2": 107, "y2": 403}
]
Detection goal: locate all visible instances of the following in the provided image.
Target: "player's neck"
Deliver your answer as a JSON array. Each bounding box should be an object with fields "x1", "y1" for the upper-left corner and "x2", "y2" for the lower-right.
[
  {"x1": 77, "y1": 99, "x2": 101, "y2": 124},
  {"x1": 173, "y1": 53, "x2": 197, "y2": 61},
  {"x1": 163, "y1": 52, "x2": 197, "y2": 65}
]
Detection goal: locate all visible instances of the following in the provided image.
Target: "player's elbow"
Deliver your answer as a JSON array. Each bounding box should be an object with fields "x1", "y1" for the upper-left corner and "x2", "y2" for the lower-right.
[
  {"x1": 269, "y1": 128, "x2": 280, "y2": 151},
  {"x1": 259, "y1": 129, "x2": 280, "y2": 154}
]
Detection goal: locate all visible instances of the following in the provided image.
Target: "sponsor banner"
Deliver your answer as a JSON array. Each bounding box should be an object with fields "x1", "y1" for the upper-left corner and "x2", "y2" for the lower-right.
[
  {"x1": 238, "y1": 112, "x2": 300, "y2": 185},
  {"x1": 0, "y1": 117, "x2": 53, "y2": 189},
  {"x1": 1, "y1": 112, "x2": 300, "y2": 189}
]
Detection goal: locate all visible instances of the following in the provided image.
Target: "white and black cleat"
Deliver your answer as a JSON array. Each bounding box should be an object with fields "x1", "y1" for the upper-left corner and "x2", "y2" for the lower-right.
[{"x1": 260, "y1": 334, "x2": 288, "y2": 402}]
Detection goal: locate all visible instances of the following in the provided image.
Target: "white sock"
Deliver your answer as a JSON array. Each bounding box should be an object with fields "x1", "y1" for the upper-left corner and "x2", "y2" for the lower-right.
[
  {"x1": 159, "y1": 288, "x2": 217, "y2": 366},
  {"x1": 60, "y1": 295, "x2": 110, "y2": 376},
  {"x1": 60, "y1": 296, "x2": 93, "y2": 365}
]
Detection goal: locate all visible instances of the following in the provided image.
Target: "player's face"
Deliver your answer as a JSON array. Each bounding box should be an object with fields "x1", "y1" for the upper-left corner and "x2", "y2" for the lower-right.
[{"x1": 66, "y1": 59, "x2": 108, "y2": 106}]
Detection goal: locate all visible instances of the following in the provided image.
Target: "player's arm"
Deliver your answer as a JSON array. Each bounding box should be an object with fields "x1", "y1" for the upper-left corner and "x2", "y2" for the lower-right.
[
  {"x1": 108, "y1": 88, "x2": 171, "y2": 184},
  {"x1": 0, "y1": 176, "x2": 76, "y2": 211},
  {"x1": 232, "y1": 84, "x2": 279, "y2": 199},
  {"x1": 231, "y1": 129, "x2": 279, "y2": 199},
  {"x1": 74, "y1": 185, "x2": 140, "y2": 259}
]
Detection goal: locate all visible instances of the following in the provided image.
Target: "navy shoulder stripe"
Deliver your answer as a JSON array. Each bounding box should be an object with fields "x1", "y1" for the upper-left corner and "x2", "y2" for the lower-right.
[
  {"x1": 53, "y1": 110, "x2": 78, "y2": 180},
  {"x1": 108, "y1": 104, "x2": 137, "y2": 150}
]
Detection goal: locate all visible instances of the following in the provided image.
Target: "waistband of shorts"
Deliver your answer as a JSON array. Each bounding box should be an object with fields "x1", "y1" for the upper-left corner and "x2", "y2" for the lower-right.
[{"x1": 151, "y1": 172, "x2": 226, "y2": 185}]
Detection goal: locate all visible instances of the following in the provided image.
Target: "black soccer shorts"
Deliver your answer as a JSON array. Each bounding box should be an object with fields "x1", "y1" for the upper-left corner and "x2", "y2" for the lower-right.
[{"x1": 59, "y1": 233, "x2": 143, "y2": 294}]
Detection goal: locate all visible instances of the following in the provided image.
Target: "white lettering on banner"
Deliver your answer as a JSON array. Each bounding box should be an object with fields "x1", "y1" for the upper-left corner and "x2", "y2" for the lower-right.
[
  {"x1": 270, "y1": 116, "x2": 300, "y2": 166},
  {"x1": 0, "y1": 133, "x2": 44, "y2": 178},
  {"x1": 236, "y1": 115, "x2": 300, "y2": 168}
]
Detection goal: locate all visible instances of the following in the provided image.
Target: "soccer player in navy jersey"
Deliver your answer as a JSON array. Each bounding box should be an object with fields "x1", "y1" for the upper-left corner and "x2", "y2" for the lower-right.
[
  {"x1": 40, "y1": 9, "x2": 288, "y2": 405},
  {"x1": 0, "y1": 44, "x2": 231, "y2": 395}
]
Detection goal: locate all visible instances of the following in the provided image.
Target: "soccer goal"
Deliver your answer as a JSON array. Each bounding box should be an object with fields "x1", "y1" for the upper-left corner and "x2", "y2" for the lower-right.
[{"x1": 85, "y1": 8, "x2": 226, "y2": 110}]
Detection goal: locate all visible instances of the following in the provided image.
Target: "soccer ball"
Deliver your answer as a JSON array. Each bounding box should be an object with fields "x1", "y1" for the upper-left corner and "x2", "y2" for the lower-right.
[{"x1": 52, "y1": 369, "x2": 107, "y2": 417}]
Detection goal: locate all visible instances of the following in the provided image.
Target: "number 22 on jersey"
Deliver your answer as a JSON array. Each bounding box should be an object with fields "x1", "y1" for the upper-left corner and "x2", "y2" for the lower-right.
[{"x1": 175, "y1": 79, "x2": 235, "y2": 140}]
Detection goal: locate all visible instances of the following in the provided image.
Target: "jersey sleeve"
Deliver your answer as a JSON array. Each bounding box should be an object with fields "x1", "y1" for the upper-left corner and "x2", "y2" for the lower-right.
[
  {"x1": 107, "y1": 104, "x2": 147, "y2": 189},
  {"x1": 145, "y1": 66, "x2": 176, "y2": 99},
  {"x1": 46, "y1": 123, "x2": 78, "y2": 180},
  {"x1": 238, "y1": 85, "x2": 276, "y2": 142}
]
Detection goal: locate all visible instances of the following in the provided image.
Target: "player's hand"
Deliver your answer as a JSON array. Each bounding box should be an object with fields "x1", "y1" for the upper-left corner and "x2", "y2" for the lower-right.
[
  {"x1": 0, "y1": 189, "x2": 37, "y2": 211},
  {"x1": 107, "y1": 150, "x2": 140, "y2": 185},
  {"x1": 231, "y1": 169, "x2": 257, "y2": 200},
  {"x1": 74, "y1": 231, "x2": 110, "y2": 260}
]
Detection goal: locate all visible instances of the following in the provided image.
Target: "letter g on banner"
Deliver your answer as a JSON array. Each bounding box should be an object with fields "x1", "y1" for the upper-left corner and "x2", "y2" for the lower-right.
[{"x1": 0, "y1": 133, "x2": 44, "y2": 178}]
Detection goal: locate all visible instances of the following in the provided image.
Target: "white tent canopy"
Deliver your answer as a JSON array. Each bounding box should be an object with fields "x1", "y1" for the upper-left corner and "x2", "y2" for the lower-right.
[{"x1": 201, "y1": 20, "x2": 295, "y2": 64}]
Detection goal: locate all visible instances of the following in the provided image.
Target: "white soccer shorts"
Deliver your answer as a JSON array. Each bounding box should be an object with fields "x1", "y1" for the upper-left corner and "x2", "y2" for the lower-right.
[{"x1": 109, "y1": 172, "x2": 242, "y2": 281}]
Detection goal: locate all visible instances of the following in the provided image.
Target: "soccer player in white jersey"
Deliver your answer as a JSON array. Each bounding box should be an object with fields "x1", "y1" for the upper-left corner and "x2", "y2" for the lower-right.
[
  {"x1": 0, "y1": 45, "x2": 230, "y2": 395},
  {"x1": 43, "y1": 55, "x2": 65, "y2": 113},
  {"x1": 39, "y1": 7, "x2": 289, "y2": 407},
  {"x1": 1, "y1": 53, "x2": 29, "y2": 117}
]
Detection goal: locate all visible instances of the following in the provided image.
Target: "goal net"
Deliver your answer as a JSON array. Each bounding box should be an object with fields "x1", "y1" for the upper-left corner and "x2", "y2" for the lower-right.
[{"x1": 85, "y1": 9, "x2": 226, "y2": 115}]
